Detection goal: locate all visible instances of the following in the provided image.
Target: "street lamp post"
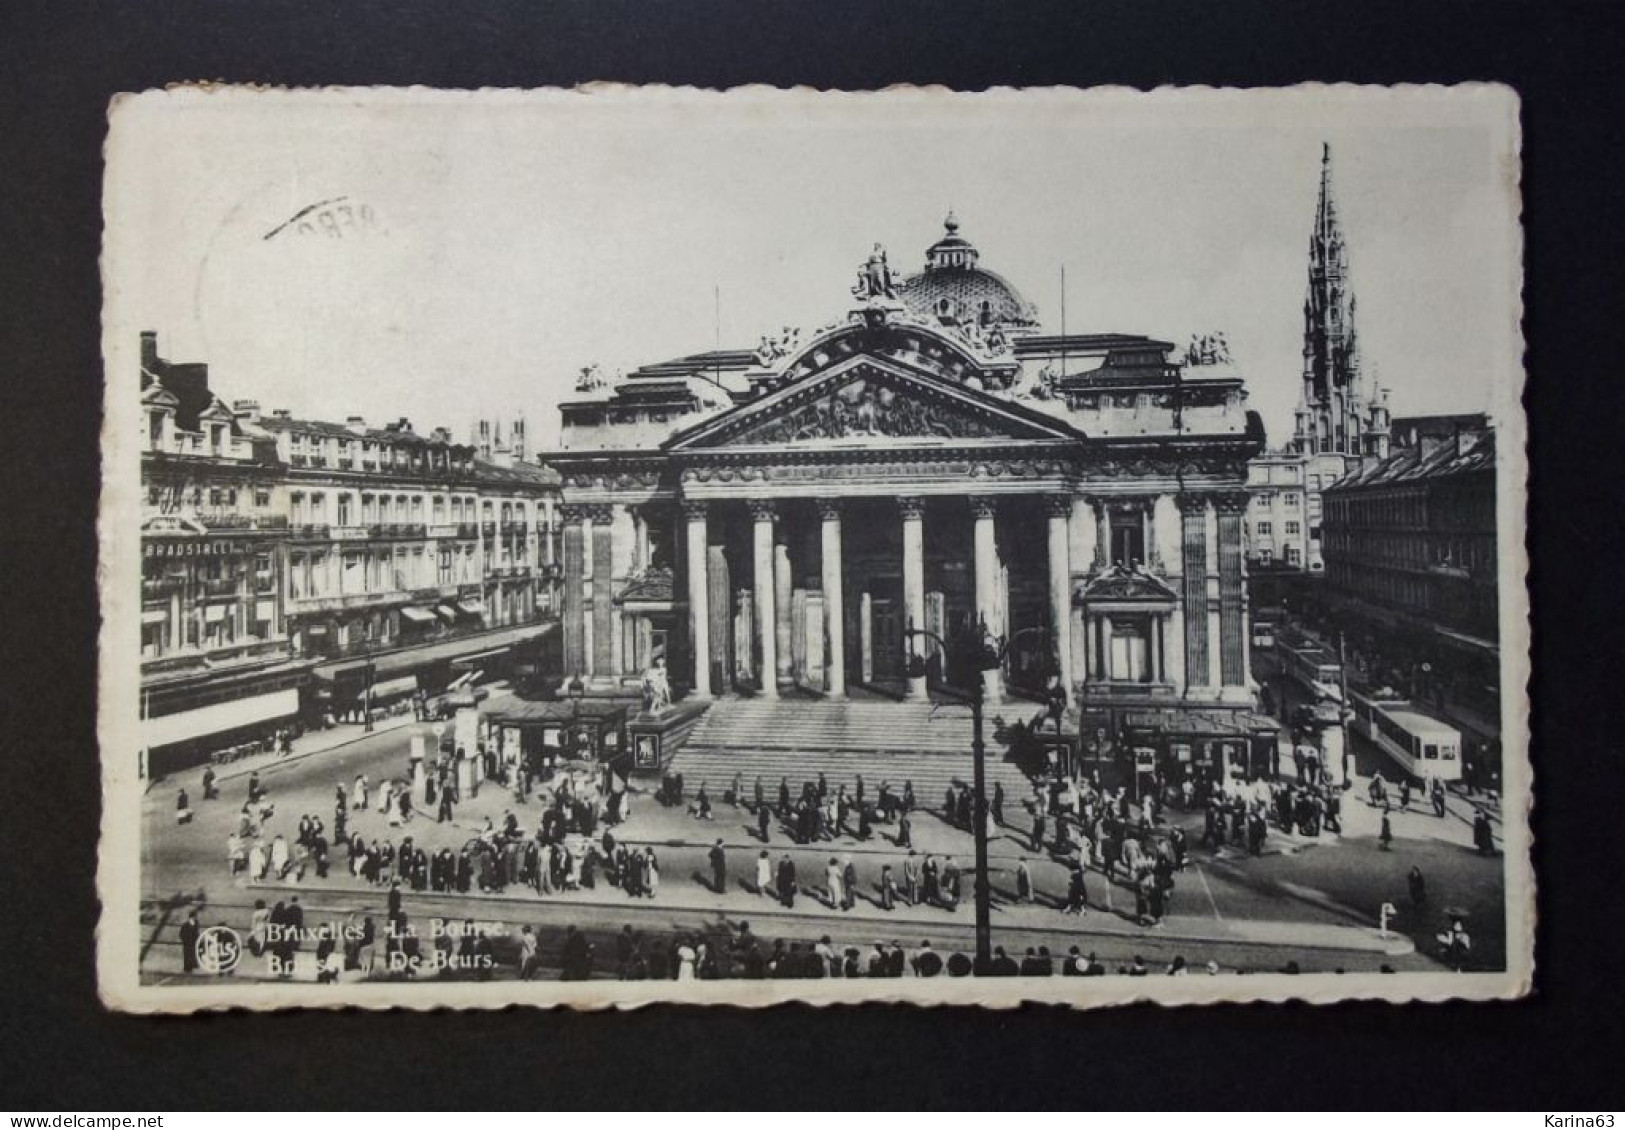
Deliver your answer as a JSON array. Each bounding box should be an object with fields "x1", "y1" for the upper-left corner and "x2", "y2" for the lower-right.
[
  {"x1": 903, "y1": 622, "x2": 993, "y2": 971},
  {"x1": 902, "y1": 618, "x2": 1055, "y2": 974}
]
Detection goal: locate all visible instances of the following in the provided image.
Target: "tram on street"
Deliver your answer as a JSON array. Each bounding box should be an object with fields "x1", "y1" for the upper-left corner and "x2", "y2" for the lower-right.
[
  {"x1": 1351, "y1": 691, "x2": 1464, "y2": 781},
  {"x1": 1275, "y1": 628, "x2": 1344, "y2": 704}
]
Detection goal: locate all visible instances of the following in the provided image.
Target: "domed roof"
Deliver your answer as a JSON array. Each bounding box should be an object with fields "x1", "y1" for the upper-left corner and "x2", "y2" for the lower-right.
[{"x1": 897, "y1": 213, "x2": 1040, "y2": 330}]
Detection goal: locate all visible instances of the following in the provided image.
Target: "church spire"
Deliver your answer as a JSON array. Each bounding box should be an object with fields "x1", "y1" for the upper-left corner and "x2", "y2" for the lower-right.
[{"x1": 1294, "y1": 142, "x2": 1365, "y2": 457}]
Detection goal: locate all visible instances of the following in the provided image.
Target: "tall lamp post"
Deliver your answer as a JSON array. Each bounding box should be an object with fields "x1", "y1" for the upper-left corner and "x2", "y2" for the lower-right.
[
  {"x1": 903, "y1": 621, "x2": 993, "y2": 972},
  {"x1": 902, "y1": 618, "x2": 1053, "y2": 974},
  {"x1": 362, "y1": 657, "x2": 376, "y2": 734}
]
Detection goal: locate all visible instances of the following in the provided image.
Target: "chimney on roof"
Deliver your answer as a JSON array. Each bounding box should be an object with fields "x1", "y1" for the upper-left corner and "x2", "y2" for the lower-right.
[
  {"x1": 346, "y1": 415, "x2": 368, "y2": 435},
  {"x1": 233, "y1": 399, "x2": 260, "y2": 423},
  {"x1": 431, "y1": 426, "x2": 450, "y2": 443},
  {"x1": 271, "y1": 408, "x2": 292, "y2": 420},
  {"x1": 396, "y1": 416, "x2": 413, "y2": 433},
  {"x1": 140, "y1": 331, "x2": 158, "y2": 373}
]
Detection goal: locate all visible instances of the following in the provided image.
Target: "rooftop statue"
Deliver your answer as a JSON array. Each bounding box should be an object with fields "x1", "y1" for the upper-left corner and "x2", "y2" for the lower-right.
[{"x1": 852, "y1": 243, "x2": 899, "y2": 302}]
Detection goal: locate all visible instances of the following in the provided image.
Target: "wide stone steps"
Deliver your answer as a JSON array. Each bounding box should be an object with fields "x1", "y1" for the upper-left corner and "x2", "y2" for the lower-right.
[
  {"x1": 671, "y1": 698, "x2": 1036, "y2": 798},
  {"x1": 669, "y1": 745, "x2": 1035, "y2": 802},
  {"x1": 686, "y1": 700, "x2": 978, "y2": 755}
]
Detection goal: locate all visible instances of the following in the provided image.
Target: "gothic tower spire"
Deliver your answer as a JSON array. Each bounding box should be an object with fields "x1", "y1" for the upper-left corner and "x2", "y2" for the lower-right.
[{"x1": 1294, "y1": 142, "x2": 1366, "y2": 457}]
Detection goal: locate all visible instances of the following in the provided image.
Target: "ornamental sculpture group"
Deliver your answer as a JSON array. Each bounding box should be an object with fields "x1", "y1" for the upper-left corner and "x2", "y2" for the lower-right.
[
  {"x1": 735, "y1": 377, "x2": 1003, "y2": 444},
  {"x1": 852, "y1": 243, "x2": 899, "y2": 302}
]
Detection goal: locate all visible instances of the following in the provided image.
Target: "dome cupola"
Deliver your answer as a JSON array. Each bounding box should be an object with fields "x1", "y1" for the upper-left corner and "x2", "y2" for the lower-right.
[{"x1": 898, "y1": 213, "x2": 1040, "y2": 330}]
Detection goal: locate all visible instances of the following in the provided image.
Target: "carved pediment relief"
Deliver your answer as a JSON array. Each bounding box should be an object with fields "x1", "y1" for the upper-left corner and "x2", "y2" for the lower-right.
[
  {"x1": 669, "y1": 360, "x2": 1078, "y2": 451},
  {"x1": 736, "y1": 373, "x2": 1003, "y2": 444}
]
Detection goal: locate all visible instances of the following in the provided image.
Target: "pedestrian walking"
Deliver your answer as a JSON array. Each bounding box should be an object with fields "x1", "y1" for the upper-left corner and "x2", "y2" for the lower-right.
[
  {"x1": 1064, "y1": 863, "x2": 1088, "y2": 915},
  {"x1": 709, "y1": 839, "x2": 727, "y2": 895},
  {"x1": 1379, "y1": 804, "x2": 1394, "y2": 851},
  {"x1": 755, "y1": 849, "x2": 772, "y2": 897},
  {"x1": 178, "y1": 911, "x2": 200, "y2": 974},
  {"x1": 1408, "y1": 864, "x2": 1427, "y2": 908},
  {"x1": 776, "y1": 853, "x2": 797, "y2": 909},
  {"x1": 842, "y1": 857, "x2": 858, "y2": 911},
  {"x1": 826, "y1": 857, "x2": 845, "y2": 910},
  {"x1": 1015, "y1": 857, "x2": 1033, "y2": 903},
  {"x1": 880, "y1": 864, "x2": 897, "y2": 911}
]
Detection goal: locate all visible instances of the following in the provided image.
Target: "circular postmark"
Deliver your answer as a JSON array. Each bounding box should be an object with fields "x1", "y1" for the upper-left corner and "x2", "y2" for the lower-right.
[{"x1": 196, "y1": 925, "x2": 243, "y2": 975}]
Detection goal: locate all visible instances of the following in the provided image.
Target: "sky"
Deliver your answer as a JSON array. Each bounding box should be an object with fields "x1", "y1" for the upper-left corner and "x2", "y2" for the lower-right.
[{"x1": 104, "y1": 87, "x2": 1522, "y2": 450}]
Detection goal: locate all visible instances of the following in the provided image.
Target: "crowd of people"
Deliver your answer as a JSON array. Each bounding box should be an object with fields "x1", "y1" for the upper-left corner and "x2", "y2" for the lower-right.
[{"x1": 179, "y1": 710, "x2": 1493, "y2": 976}]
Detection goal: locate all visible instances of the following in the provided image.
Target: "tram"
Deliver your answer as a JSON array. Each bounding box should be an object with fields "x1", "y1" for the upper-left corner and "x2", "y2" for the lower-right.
[
  {"x1": 1350, "y1": 691, "x2": 1463, "y2": 781},
  {"x1": 1275, "y1": 629, "x2": 1343, "y2": 703}
]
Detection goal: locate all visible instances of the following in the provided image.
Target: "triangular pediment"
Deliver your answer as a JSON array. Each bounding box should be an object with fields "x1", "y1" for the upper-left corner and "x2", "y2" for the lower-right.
[{"x1": 666, "y1": 356, "x2": 1080, "y2": 452}]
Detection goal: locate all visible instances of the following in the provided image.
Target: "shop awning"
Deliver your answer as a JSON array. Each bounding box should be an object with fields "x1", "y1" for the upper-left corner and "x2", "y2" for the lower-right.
[
  {"x1": 452, "y1": 647, "x2": 509, "y2": 667},
  {"x1": 1119, "y1": 708, "x2": 1280, "y2": 739},
  {"x1": 313, "y1": 623, "x2": 554, "y2": 685},
  {"x1": 435, "y1": 605, "x2": 459, "y2": 624},
  {"x1": 400, "y1": 605, "x2": 438, "y2": 624},
  {"x1": 370, "y1": 675, "x2": 419, "y2": 699},
  {"x1": 456, "y1": 599, "x2": 485, "y2": 618}
]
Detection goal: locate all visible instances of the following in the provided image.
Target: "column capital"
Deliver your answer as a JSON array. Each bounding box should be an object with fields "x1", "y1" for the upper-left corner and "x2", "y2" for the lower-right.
[
  {"x1": 747, "y1": 498, "x2": 777, "y2": 522},
  {"x1": 815, "y1": 497, "x2": 843, "y2": 521},
  {"x1": 559, "y1": 503, "x2": 588, "y2": 526},
  {"x1": 897, "y1": 496, "x2": 925, "y2": 521},
  {"x1": 680, "y1": 500, "x2": 709, "y2": 522},
  {"x1": 1043, "y1": 493, "x2": 1074, "y2": 519},
  {"x1": 968, "y1": 495, "x2": 998, "y2": 521},
  {"x1": 585, "y1": 503, "x2": 616, "y2": 525},
  {"x1": 1175, "y1": 493, "x2": 1212, "y2": 515},
  {"x1": 1211, "y1": 490, "x2": 1249, "y2": 516}
]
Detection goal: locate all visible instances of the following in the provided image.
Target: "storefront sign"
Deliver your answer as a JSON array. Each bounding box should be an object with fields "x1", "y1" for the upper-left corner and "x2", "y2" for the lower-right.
[{"x1": 144, "y1": 540, "x2": 247, "y2": 558}]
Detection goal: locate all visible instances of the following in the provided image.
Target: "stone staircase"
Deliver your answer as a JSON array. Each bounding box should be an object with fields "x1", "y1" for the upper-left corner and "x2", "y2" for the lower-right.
[{"x1": 669, "y1": 698, "x2": 1037, "y2": 799}]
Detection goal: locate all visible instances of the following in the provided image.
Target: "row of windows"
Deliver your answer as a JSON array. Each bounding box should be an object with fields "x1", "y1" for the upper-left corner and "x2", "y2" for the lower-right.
[
  {"x1": 1322, "y1": 530, "x2": 1494, "y2": 573},
  {"x1": 284, "y1": 432, "x2": 475, "y2": 476},
  {"x1": 147, "y1": 487, "x2": 274, "y2": 509},
  {"x1": 1247, "y1": 520, "x2": 1302, "y2": 537},
  {"x1": 288, "y1": 490, "x2": 545, "y2": 529}
]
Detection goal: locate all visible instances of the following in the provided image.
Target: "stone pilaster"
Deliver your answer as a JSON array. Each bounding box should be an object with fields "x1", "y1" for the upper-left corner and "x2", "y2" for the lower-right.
[
  {"x1": 588, "y1": 503, "x2": 616, "y2": 680},
  {"x1": 560, "y1": 504, "x2": 587, "y2": 679},
  {"x1": 1214, "y1": 491, "x2": 1249, "y2": 694},
  {"x1": 1177, "y1": 494, "x2": 1212, "y2": 692}
]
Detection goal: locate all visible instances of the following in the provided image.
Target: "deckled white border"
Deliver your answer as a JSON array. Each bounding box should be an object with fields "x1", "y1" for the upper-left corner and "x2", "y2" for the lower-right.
[{"x1": 97, "y1": 82, "x2": 1532, "y2": 1012}]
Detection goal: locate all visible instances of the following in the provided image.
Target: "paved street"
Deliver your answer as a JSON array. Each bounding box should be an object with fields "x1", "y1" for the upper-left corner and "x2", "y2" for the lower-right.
[{"x1": 141, "y1": 688, "x2": 1506, "y2": 982}]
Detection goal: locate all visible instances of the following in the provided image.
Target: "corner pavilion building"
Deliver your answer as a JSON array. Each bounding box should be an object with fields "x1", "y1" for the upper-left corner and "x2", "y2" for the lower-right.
[{"x1": 544, "y1": 217, "x2": 1278, "y2": 782}]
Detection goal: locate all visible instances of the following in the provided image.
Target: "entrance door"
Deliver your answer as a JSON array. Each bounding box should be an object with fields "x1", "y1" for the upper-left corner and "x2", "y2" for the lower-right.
[{"x1": 871, "y1": 583, "x2": 903, "y2": 679}]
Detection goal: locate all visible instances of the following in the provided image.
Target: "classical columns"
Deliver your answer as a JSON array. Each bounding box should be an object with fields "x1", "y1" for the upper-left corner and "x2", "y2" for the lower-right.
[
  {"x1": 560, "y1": 505, "x2": 587, "y2": 679},
  {"x1": 1214, "y1": 491, "x2": 1249, "y2": 697},
  {"x1": 970, "y1": 495, "x2": 1003, "y2": 705},
  {"x1": 899, "y1": 496, "x2": 928, "y2": 702},
  {"x1": 1177, "y1": 494, "x2": 1212, "y2": 694},
  {"x1": 818, "y1": 499, "x2": 847, "y2": 698},
  {"x1": 683, "y1": 501, "x2": 711, "y2": 699},
  {"x1": 749, "y1": 500, "x2": 779, "y2": 699},
  {"x1": 773, "y1": 524, "x2": 794, "y2": 688},
  {"x1": 1045, "y1": 494, "x2": 1074, "y2": 709},
  {"x1": 588, "y1": 504, "x2": 616, "y2": 680}
]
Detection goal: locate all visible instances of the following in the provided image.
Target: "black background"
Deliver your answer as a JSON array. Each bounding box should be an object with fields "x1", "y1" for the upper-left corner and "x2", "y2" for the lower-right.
[{"x1": 2, "y1": 0, "x2": 1621, "y2": 1110}]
